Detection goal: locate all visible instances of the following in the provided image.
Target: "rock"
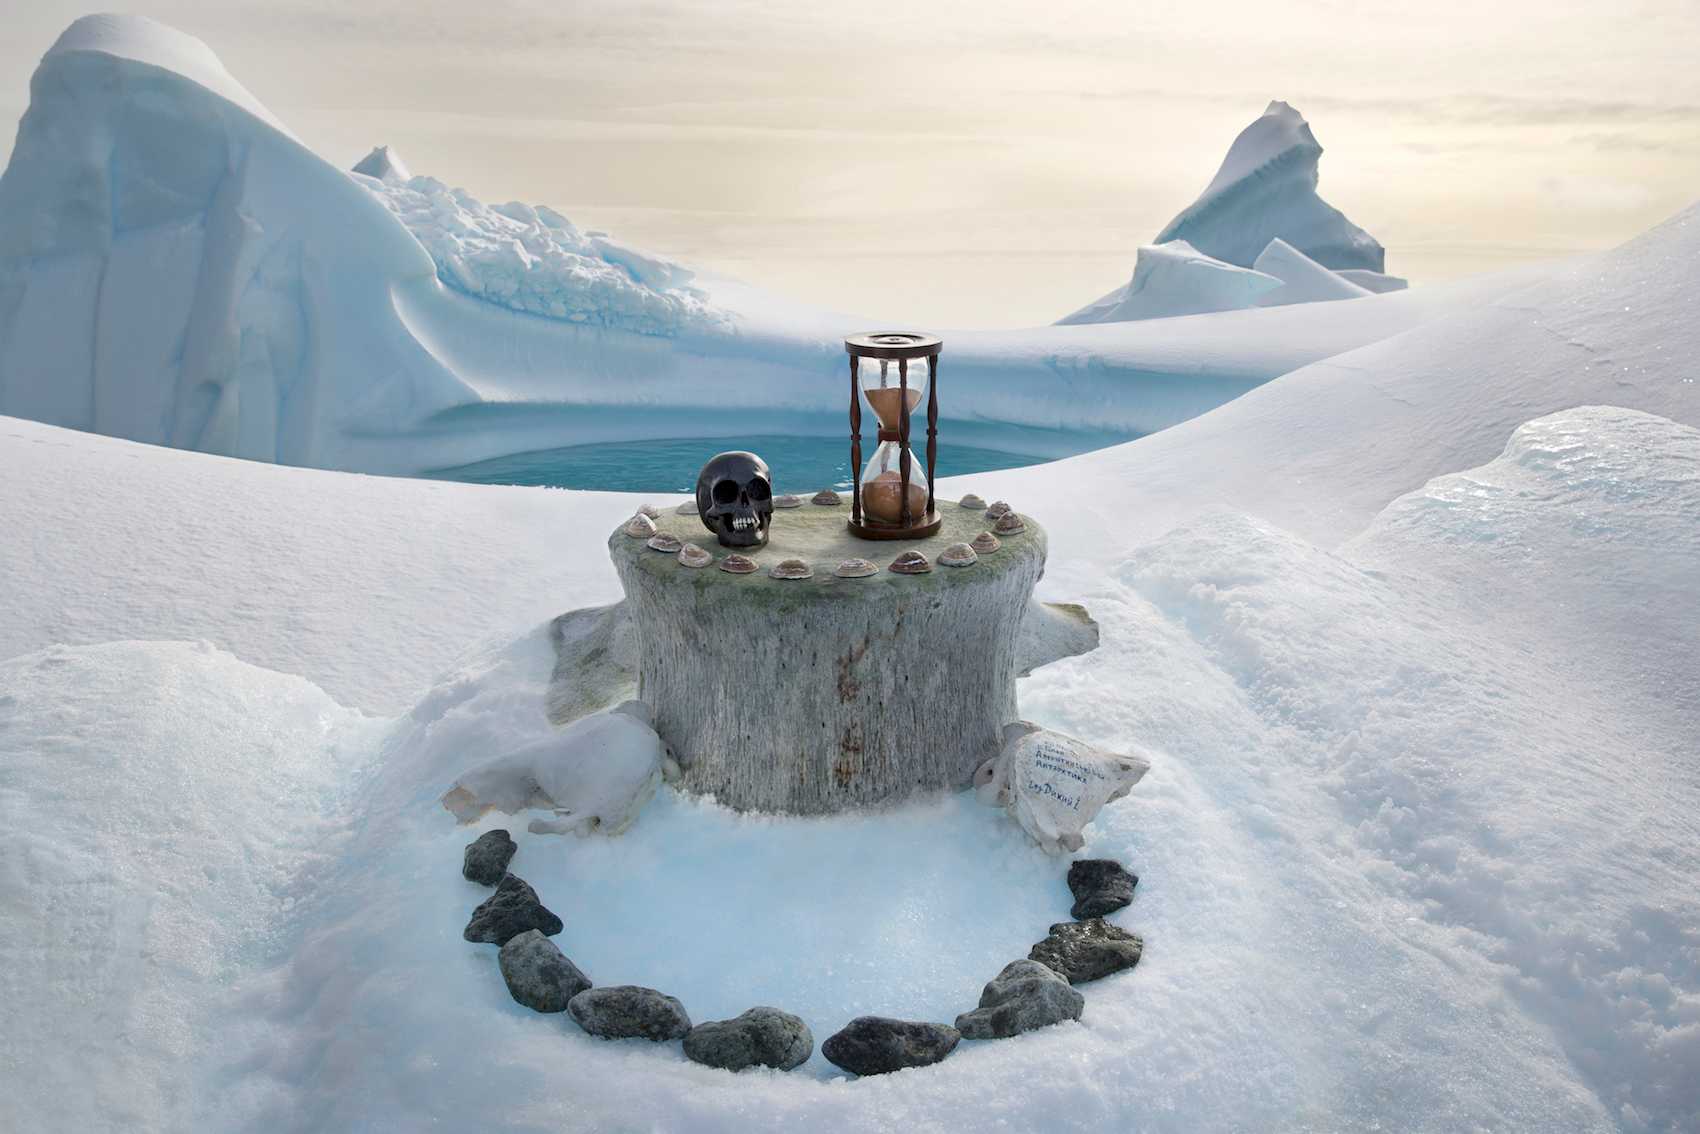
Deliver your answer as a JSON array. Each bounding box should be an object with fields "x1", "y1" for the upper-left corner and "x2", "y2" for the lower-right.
[
  {"x1": 498, "y1": 929, "x2": 591, "y2": 1012},
  {"x1": 1028, "y1": 918, "x2": 1143, "y2": 984},
  {"x1": 462, "y1": 828, "x2": 516, "y2": 886},
  {"x1": 463, "y1": 874, "x2": 564, "y2": 945},
  {"x1": 1067, "y1": 859, "x2": 1138, "y2": 919},
  {"x1": 821, "y1": 1017, "x2": 960, "y2": 1076},
  {"x1": 443, "y1": 701, "x2": 670, "y2": 837},
  {"x1": 974, "y1": 722, "x2": 1151, "y2": 854},
  {"x1": 954, "y1": 960, "x2": 1084, "y2": 1039},
  {"x1": 568, "y1": 985, "x2": 692, "y2": 1042},
  {"x1": 683, "y1": 1007, "x2": 813, "y2": 1071}
]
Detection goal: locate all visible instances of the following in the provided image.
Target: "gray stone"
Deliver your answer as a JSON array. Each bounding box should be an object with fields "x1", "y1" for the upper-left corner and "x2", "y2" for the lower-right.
[
  {"x1": 954, "y1": 960, "x2": 1084, "y2": 1039},
  {"x1": 1029, "y1": 918, "x2": 1143, "y2": 984},
  {"x1": 568, "y1": 985, "x2": 691, "y2": 1042},
  {"x1": 463, "y1": 874, "x2": 563, "y2": 945},
  {"x1": 1067, "y1": 858, "x2": 1138, "y2": 920},
  {"x1": 462, "y1": 828, "x2": 516, "y2": 886},
  {"x1": 683, "y1": 1007, "x2": 813, "y2": 1071},
  {"x1": 820, "y1": 1017, "x2": 960, "y2": 1076},
  {"x1": 498, "y1": 929, "x2": 591, "y2": 1013}
]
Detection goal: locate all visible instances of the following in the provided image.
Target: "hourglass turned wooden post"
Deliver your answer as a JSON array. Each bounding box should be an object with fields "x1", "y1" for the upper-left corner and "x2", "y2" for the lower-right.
[
  {"x1": 845, "y1": 332, "x2": 943, "y2": 541},
  {"x1": 925, "y1": 354, "x2": 938, "y2": 517},
  {"x1": 899, "y1": 358, "x2": 912, "y2": 528},
  {"x1": 849, "y1": 354, "x2": 863, "y2": 526}
]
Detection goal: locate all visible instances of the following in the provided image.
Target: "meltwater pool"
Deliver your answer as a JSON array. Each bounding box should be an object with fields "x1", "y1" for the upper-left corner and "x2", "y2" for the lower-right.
[{"x1": 429, "y1": 428, "x2": 1135, "y2": 494}]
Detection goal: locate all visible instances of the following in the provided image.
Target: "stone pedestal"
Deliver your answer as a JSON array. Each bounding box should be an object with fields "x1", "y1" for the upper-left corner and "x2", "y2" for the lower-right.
[{"x1": 607, "y1": 501, "x2": 1047, "y2": 814}]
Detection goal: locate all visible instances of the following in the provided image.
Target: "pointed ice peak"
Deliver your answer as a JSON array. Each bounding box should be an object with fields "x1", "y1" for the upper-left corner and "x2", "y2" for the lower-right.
[
  {"x1": 353, "y1": 145, "x2": 412, "y2": 184},
  {"x1": 1156, "y1": 101, "x2": 1384, "y2": 273},
  {"x1": 1198, "y1": 101, "x2": 1321, "y2": 204}
]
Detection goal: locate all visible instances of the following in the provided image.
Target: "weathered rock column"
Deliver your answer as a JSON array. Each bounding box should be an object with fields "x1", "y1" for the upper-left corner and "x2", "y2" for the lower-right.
[{"x1": 608, "y1": 503, "x2": 1048, "y2": 814}]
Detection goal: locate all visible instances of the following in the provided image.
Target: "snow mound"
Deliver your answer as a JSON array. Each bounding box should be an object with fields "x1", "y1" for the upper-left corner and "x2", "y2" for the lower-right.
[
  {"x1": 357, "y1": 172, "x2": 724, "y2": 333},
  {"x1": 350, "y1": 144, "x2": 410, "y2": 183},
  {"x1": 1155, "y1": 101, "x2": 1385, "y2": 272},
  {"x1": 1336, "y1": 268, "x2": 1407, "y2": 294},
  {"x1": 1253, "y1": 238, "x2": 1374, "y2": 306},
  {"x1": 0, "y1": 640, "x2": 379, "y2": 1133},
  {"x1": 1054, "y1": 239, "x2": 1282, "y2": 324}
]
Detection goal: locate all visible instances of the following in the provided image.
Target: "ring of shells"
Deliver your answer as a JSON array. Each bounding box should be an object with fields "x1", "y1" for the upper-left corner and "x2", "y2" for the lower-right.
[{"x1": 622, "y1": 492, "x2": 1028, "y2": 577}]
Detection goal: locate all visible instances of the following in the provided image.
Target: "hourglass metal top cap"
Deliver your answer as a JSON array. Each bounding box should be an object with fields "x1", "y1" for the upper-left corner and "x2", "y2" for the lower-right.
[{"x1": 844, "y1": 332, "x2": 942, "y2": 360}]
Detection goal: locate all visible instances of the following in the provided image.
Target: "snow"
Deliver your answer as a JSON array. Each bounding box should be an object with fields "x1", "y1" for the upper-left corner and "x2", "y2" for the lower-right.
[
  {"x1": 1054, "y1": 239, "x2": 1282, "y2": 324},
  {"x1": 1155, "y1": 100, "x2": 1385, "y2": 272},
  {"x1": 2, "y1": 14, "x2": 1699, "y2": 1134},
  {"x1": 0, "y1": 19, "x2": 1536, "y2": 478},
  {"x1": 1252, "y1": 237, "x2": 1374, "y2": 306}
]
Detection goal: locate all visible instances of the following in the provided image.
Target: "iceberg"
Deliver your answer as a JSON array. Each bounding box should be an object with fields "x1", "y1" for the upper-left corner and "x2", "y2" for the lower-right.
[
  {"x1": 1155, "y1": 100, "x2": 1385, "y2": 272},
  {"x1": 0, "y1": 17, "x2": 1528, "y2": 478},
  {"x1": 1252, "y1": 238, "x2": 1374, "y2": 306},
  {"x1": 351, "y1": 144, "x2": 411, "y2": 183},
  {"x1": 1054, "y1": 239, "x2": 1283, "y2": 324}
]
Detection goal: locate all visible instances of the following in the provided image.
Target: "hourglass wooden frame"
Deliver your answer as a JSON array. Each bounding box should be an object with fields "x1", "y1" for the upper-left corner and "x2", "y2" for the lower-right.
[{"x1": 845, "y1": 331, "x2": 943, "y2": 541}]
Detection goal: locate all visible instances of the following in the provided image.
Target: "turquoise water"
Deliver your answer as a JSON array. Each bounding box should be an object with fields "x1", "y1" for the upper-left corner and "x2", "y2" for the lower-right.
[{"x1": 431, "y1": 432, "x2": 1114, "y2": 493}]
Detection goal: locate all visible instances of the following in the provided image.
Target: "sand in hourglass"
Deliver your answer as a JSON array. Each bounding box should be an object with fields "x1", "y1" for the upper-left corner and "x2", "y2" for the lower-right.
[
  {"x1": 862, "y1": 470, "x2": 929, "y2": 524},
  {"x1": 863, "y1": 385, "x2": 923, "y2": 428}
]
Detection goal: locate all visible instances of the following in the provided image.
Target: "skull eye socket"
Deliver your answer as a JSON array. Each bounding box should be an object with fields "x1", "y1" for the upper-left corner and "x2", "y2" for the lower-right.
[
  {"x1": 712, "y1": 479, "x2": 739, "y2": 505},
  {"x1": 747, "y1": 477, "x2": 772, "y2": 502}
]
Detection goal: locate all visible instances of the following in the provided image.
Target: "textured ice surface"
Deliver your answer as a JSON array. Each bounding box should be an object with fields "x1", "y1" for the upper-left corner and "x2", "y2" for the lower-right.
[
  {"x1": 357, "y1": 171, "x2": 726, "y2": 335},
  {"x1": 1155, "y1": 100, "x2": 1385, "y2": 271},
  {"x1": 1055, "y1": 239, "x2": 1283, "y2": 324},
  {"x1": 1253, "y1": 238, "x2": 1374, "y2": 306},
  {"x1": 350, "y1": 144, "x2": 410, "y2": 183}
]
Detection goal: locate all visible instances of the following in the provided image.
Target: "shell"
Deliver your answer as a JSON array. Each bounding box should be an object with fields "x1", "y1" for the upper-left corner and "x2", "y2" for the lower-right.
[
  {"x1": 993, "y1": 511, "x2": 1027, "y2": 536},
  {"x1": 984, "y1": 500, "x2": 1012, "y2": 520},
  {"x1": 623, "y1": 513, "x2": 658, "y2": 538},
  {"x1": 889, "y1": 550, "x2": 932, "y2": 575},
  {"x1": 773, "y1": 494, "x2": 804, "y2": 509},
  {"x1": 676, "y1": 500, "x2": 698, "y2": 516},
  {"x1": 637, "y1": 503, "x2": 661, "y2": 519},
  {"x1": 811, "y1": 489, "x2": 842, "y2": 506},
  {"x1": 938, "y1": 542, "x2": 978, "y2": 568},
  {"x1": 970, "y1": 531, "x2": 1002, "y2": 555},
  {"x1": 768, "y1": 558, "x2": 813, "y2": 580},
  {"x1": 958, "y1": 493, "x2": 987, "y2": 510},
  {"x1": 677, "y1": 543, "x2": 713, "y2": 568},
  {"x1": 646, "y1": 532, "x2": 683, "y2": 553},
  {"x1": 719, "y1": 554, "x2": 760, "y2": 574},
  {"x1": 834, "y1": 558, "x2": 879, "y2": 578}
]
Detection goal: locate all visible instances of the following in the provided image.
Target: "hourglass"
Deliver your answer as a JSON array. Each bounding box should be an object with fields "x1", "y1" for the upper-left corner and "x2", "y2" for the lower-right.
[{"x1": 845, "y1": 331, "x2": 943, "y2": 540}]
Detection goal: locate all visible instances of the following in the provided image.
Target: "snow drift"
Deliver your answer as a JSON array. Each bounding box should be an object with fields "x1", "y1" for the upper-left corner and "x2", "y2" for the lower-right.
[
  {"x1": 1155, "y1": 100, "x2": 1385, "y2": 272},
  {"x1": 0, "y1": 18, "x2": 1530, "y2": 477}
]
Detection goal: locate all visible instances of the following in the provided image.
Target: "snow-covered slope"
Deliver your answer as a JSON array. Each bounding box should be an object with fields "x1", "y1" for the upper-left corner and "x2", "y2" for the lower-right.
[
  {"x1": 0, "y1": 18, "x2": 1528, "y2": 477},
  {"x1": 1155, "y1": 101, "x2": 1385, "y2": 272},
  {"x1": 1054, "y1": 240, "x2": 1282, "y2": 324},
  {"x1": 1252, "y1": 237, "x2": 1374, "y2": 306}
]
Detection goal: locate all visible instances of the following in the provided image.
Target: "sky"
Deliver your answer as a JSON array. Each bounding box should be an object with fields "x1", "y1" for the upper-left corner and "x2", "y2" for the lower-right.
[{"x1": 2, "y1": 1, "x2": 1697, "y2": 328}]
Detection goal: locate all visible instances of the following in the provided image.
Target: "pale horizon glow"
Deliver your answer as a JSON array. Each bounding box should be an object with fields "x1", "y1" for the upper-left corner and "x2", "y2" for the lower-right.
[{"x1": 3, "y1": 1, "x2": 1697, "y2": 327}]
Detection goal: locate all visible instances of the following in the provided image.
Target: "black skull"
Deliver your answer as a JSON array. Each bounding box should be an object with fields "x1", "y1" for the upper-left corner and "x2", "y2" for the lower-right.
[{"x1": 696, "y1": 451, "x2": 773, "y2": 548}]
